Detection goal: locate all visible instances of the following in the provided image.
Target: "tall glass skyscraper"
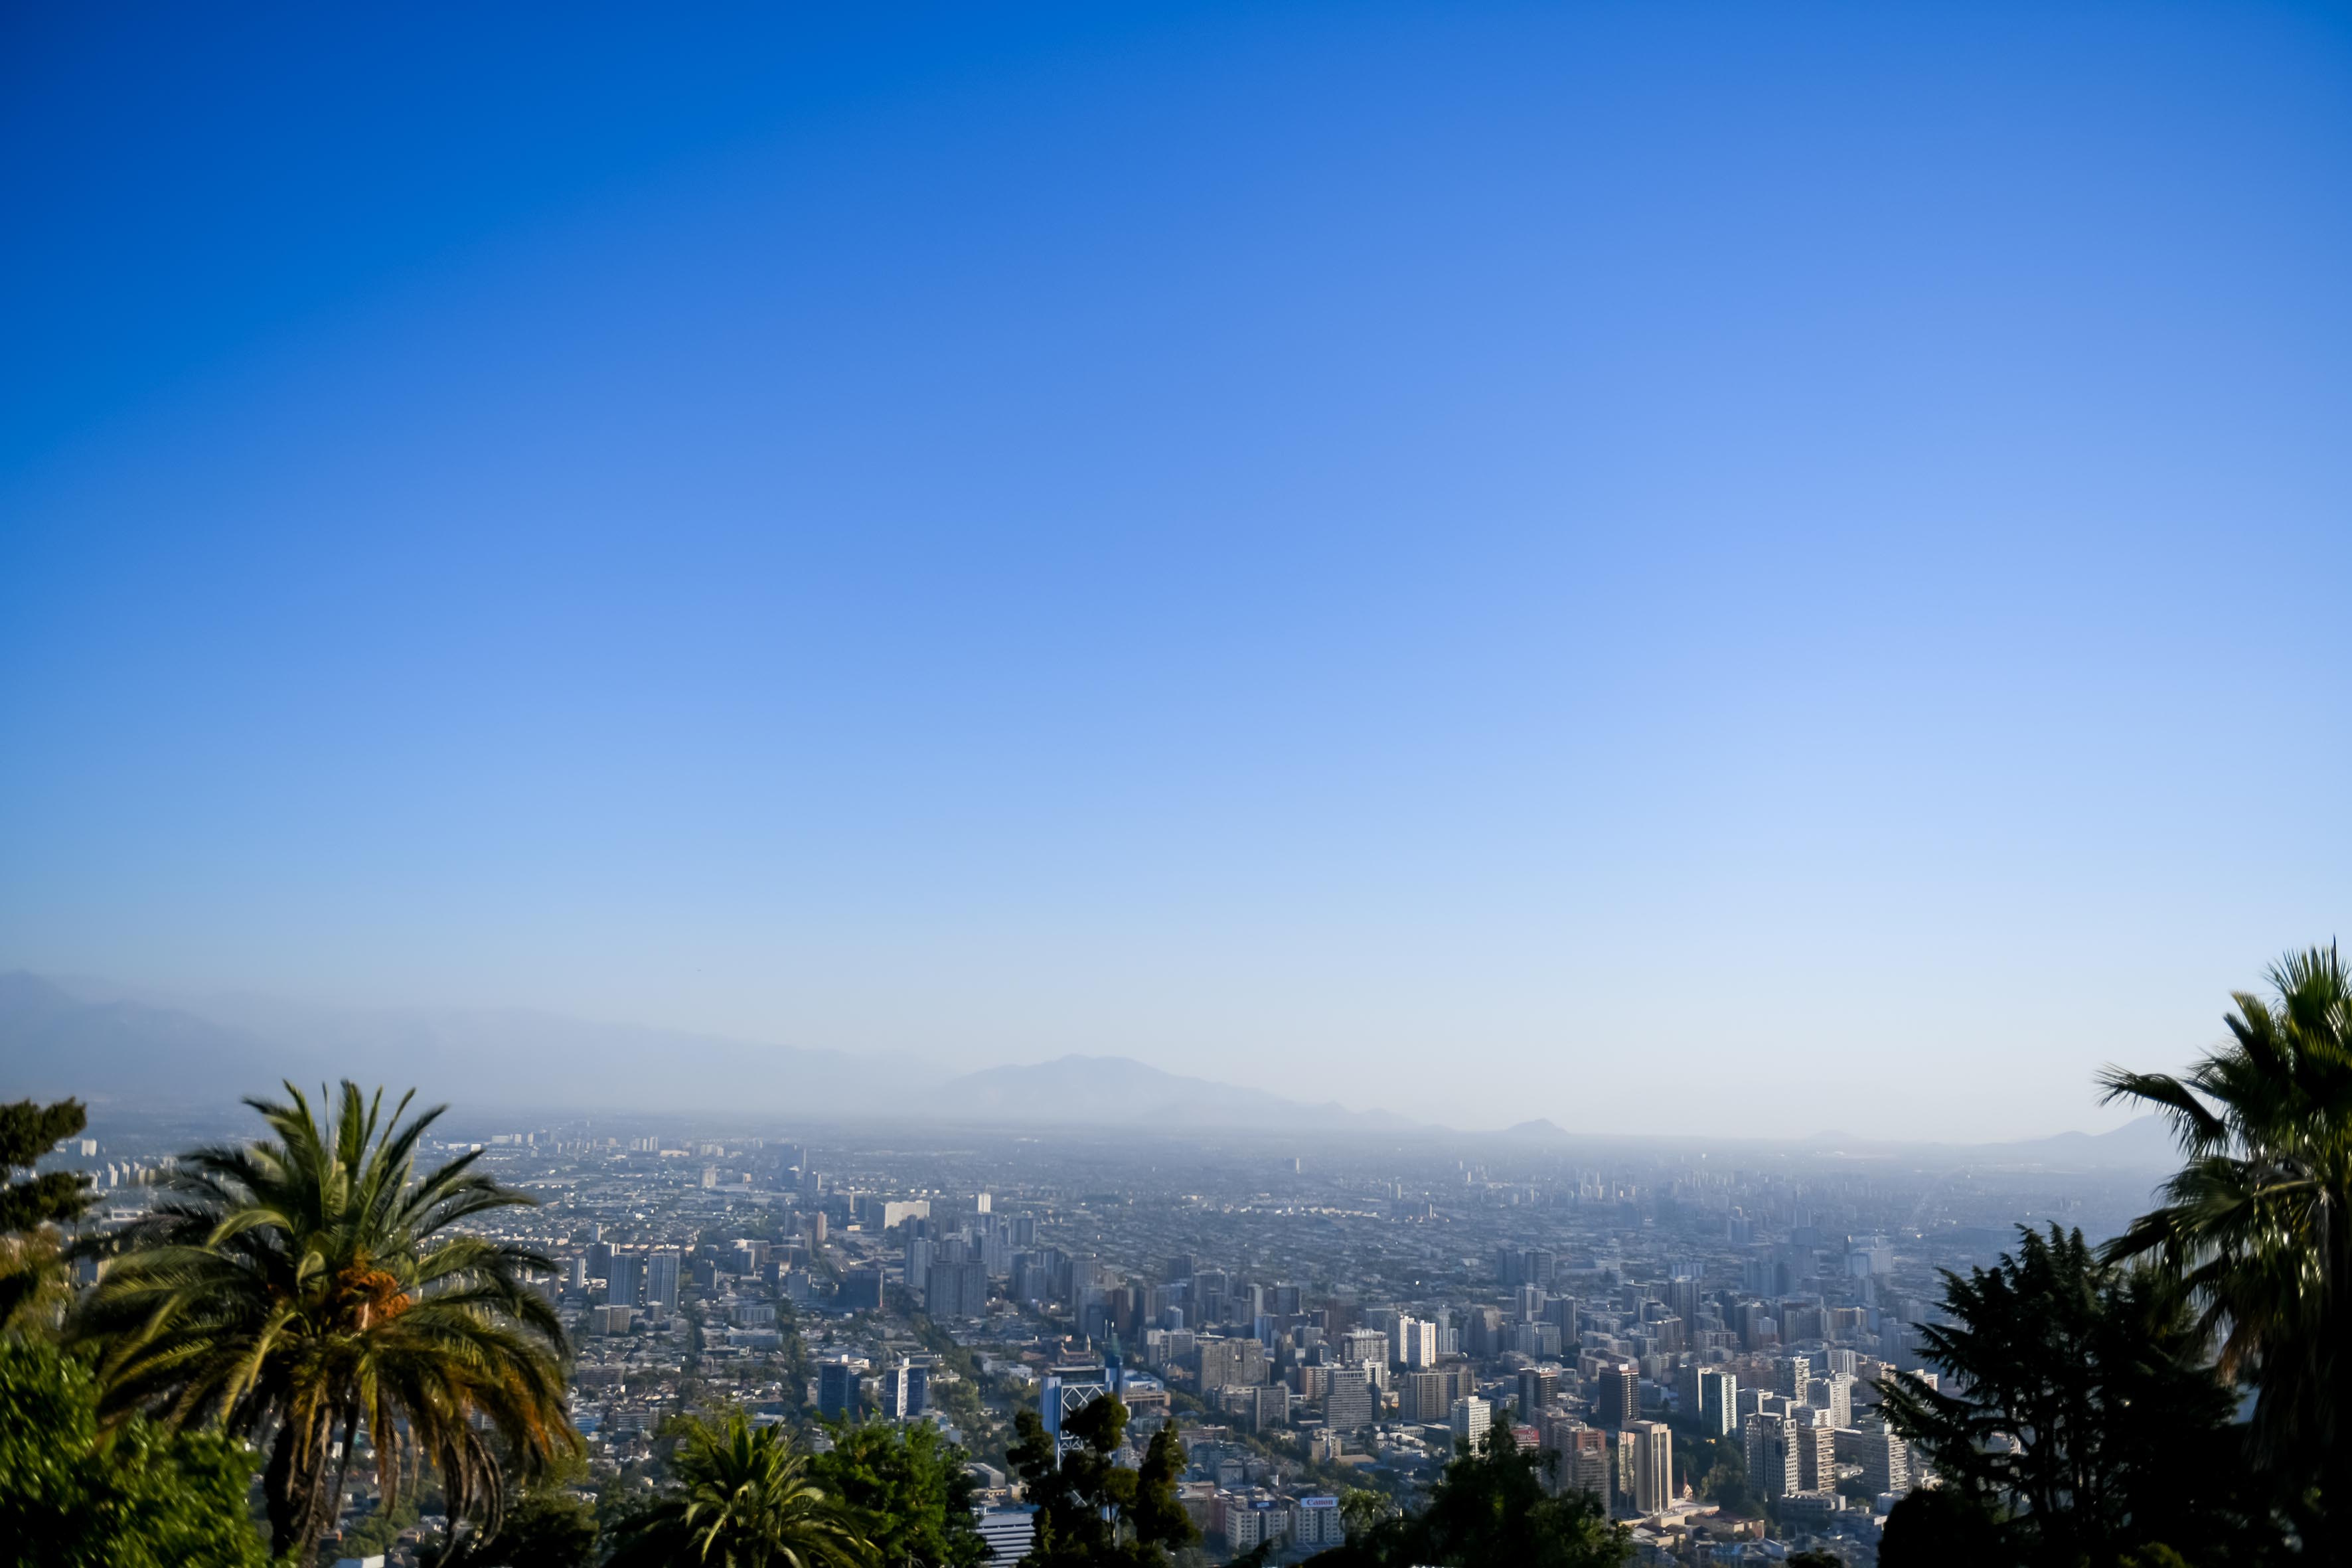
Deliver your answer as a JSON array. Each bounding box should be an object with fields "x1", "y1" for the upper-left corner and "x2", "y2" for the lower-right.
[
  {"x1": 607, "y1": 1253, "x2": 642, "y2": 1308},
  {"x1": 819, "y1": 1358, "x2": 863, "y2": 1421},
  {"x1": 645, "y1": 1249, "x2": 679, "y2": 1311}
]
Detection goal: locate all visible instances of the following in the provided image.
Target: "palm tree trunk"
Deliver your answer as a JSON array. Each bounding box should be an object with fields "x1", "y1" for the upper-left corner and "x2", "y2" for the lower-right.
[
  {"x1": 264, "y1": 1419, "x2": 303, "y2": 1557},
  {"x1": 2325, "y1": 1186, "x2": 2351, "y2": 1561},
  {"x1": 266, "y1": 1409, "x2": 339, "y2": 1560}
]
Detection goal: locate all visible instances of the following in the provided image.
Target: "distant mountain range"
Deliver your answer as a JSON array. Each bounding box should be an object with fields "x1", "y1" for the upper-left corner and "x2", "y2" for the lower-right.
[
  {"x1": 0, "y1": 972, "x2": 1409, "y2": 1132},
  {"x1": 0, "y1": 970, "x2": 907, "y2": 1117},
  {"x1": 1981, "y1": 1117, "x2": 2179, "y2": 1167},
  {"x1": 0, "y1": 972, "x2": 281, "y2": 1097},
  {"x1": 1501, "y1": 1117, "x2": 1572, "y2": 1140},
  {"x1": 0, "y1": 969, "x2": 2179, "y2": 1159},
  {"x1": 1494, "y1": 1106, "x2": 2176, "y2": 1169},
  {"x1": 921, "y1": 1055, "x2": 1419, "y2": 1132}
]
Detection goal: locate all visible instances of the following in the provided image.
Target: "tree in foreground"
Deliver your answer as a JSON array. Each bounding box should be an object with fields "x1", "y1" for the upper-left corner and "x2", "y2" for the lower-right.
[
  {"x1": 0, "y1": 1098, "x2": 94, "y2": 1337},
  {"x1": 1877, "y1": 1224, "x2": 2276, "y2": 1567},
  {"x1": 607, "y1": 1409, "x2": 875, "y2": 1568},
  {"x1": 0, "y1": 1337, "x2": 268, "y2": 1568},
  {"x1": 2099, "y1": 942, "x2": 2352, "y2": 1547},
  {"x1": 1302, "y1": 1426, "x2": 1629, "y2": 1568},
  {"x1": 69, "y1": 1081, "x2": 576, "y2": 1560},
  {"x1": 1006, "y1": 1393, "x2": 1196, "y2": 1567},
  {"x1": 455, "y1": 1483, "x2": 600, "y2": 1568},
  {"x1": 424, "y1": 1450, "x2": 602, "y2": 1568},
  {"x1": 808, "y1": 1417, "x2": 989, "y2": 1568},
  {"x1": 1681, "y1": 1429, "x2": 1756, "y2": 1518},
  {"x1": 1877, "y1": 1486, "x2": 2005, "y2": 1568}
]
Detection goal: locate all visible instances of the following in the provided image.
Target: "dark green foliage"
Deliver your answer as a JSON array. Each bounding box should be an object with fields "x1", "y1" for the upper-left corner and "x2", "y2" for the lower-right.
[
  {"x1": 0, "y1": 1099, "x2": 91, "y2": 1231},
  {"x1": 0, "y1": 1099, "x2": 92, "y2": 1334},
  {"x1": 1006, "y1": 1393, "x2": 1196, "y2": 1568},
  {"x1": 1879, "y1": 1225, "x2": 2276, "y2": 1566},
  {"x1": 0, "y1": 1338, "x2": 268, "y2": 1568},
  {"x1": 1785, "y1": 1553, "x2": 1845, "y2": 1568},
  {"x1": 1879, "y1": 1487, "x2": 2005, "y2": 1568},
  {"x1": 904, "y1": 1310, "x2": 998, "y2": 1460},
  {"x1": 2100, "y1": 943, "x2": 2352, "y2": 1549},
  {"x1": 451, "y1": 1485, "x2": 601, "y2": 1568},
  {"x1": 1336, "y1": 1487, "x2": 1393, "y2": 1543},
  {"x1": 809, "y1": 1419, "x2": 988, "y2": 1567},
  {"x1": 342, "y1": 1497, "x2": 424, "y2": 1558},
  {"x1": 1686, "y1": 1431, "x2": 1755, "y2": 1516},
  {"x1": 1302, "y1": 1427, "x2": 1630, "y2": 1568},
  {"x1": 607, "y1": 1409, "x2": 875, "y2": 1568}
]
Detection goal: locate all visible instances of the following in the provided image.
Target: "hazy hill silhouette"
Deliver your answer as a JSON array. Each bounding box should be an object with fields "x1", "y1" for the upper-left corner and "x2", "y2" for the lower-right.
[
  {"x1": 0, "y1": 970, "x2": 2173, "y2": 1157},
  {"x1": 0, "y1": 972, "x2": 1407, "y2": 1130}
]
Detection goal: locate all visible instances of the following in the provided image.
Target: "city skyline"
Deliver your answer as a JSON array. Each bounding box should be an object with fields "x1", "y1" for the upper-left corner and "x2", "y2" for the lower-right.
[{"x1": 37, "y1": 1081, "x2": 2172, "y2": 1561}]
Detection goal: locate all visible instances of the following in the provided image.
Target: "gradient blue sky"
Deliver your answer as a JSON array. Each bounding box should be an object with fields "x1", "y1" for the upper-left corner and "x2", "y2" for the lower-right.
[{"x1": 4, "y1": 3, "x2": 2348, "y2": 1137}]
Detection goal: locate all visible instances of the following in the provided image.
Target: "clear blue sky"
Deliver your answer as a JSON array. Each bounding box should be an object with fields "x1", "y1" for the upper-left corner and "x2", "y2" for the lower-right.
[{"x1": 4, "y1": 3, "x2": 2348, "y2": 1137}]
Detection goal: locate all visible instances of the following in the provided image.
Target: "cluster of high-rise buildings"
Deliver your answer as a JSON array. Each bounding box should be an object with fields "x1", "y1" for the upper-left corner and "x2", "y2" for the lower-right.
[
  {"x1": 993, "y1": 1240, "x2": 1928, "y2": 1553},
  {"x1": 66, "y1": 1105, "x2": 2142, "y2": 1567},
  {"x1": 573, "y1": 1239, "x2": 684, "y2": 1313}
]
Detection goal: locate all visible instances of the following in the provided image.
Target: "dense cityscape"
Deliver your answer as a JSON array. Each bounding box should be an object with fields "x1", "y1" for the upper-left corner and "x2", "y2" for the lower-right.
[{"x1": 49, "y1": 1103, "x2": 2170, "y2": 1567}]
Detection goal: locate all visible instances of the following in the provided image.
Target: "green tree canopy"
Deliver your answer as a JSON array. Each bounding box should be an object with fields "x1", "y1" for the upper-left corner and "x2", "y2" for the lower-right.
[
  {"x1": 425, "y1": 1449, "x2": 600, "y2": 1568},
  {"x1": 436, "y1": 1482, "x2": 601, "y2": 1568},
  {"x1": 1335, "y1": 1487, "x2": 1392, "y2": 1543},
  {"x1": 1879, "y1": 1224, "x2": 2276, "y2": 1567},
  {"x1": 1681, "y1": 1429, "x2": 1756, "y2": 1517},
  {"x1": 0, "y1": 1098, "x2": 93, "y2": 1336},
  {"x1": 1302, "y1": 1426, "x2": 1630, "y2": 1568},
  {"x1": 607, "y1": 1409, "x2": 876, "y2": 1568},
  {"x1": 342, "y1": 1496, "x2": 426, "y2": 1559},
  {"x1": 0, "y1": 1337, "x2": 268, "y2": 1568},
  {"x1": 808, "y1": 1418, "x2": 988, "y2": 1568},
  {"x1": 1879, "y1": 1486, "x2": 2005, "y2": 1568},
  {"x1": 1006, "y1": 1393, "x2": 1195, "y2": 1568}
]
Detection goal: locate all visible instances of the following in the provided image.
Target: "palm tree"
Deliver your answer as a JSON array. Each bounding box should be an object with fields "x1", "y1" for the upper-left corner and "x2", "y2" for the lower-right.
[
  {"x1": 69, "y1": 1081, "x2": 577, "y2": 1559},
  {"x1": 2100, "y1": 943, "x2": 2352, "y2": 1543},
  {"x1": 608, "y1": 1409, "x2": 876, "y2": 1568}
]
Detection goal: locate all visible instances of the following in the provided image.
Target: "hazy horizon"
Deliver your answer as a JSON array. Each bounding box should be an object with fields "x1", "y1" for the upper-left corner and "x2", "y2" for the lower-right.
[
  {"x1": 5, "y1": 5, "x2": 2349, "y2": 1141},
  {"x1": 0, "y1": 961, "x2": 2217, "y2": 1146}
]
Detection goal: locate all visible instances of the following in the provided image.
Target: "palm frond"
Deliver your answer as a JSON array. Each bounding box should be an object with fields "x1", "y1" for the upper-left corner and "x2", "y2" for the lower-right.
[{"x1": 67, "y1": 1079, "x2": 576, "y2": 1561}]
